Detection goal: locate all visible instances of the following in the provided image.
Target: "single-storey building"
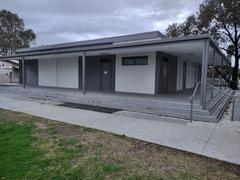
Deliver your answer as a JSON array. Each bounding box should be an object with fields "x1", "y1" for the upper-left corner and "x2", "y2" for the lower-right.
[
  {"x1": 0, "y1": 60, "x2": 19, "y2": 83},
  {"x1": 0, "y1": 31, "x2": 232, "y2": 122}
]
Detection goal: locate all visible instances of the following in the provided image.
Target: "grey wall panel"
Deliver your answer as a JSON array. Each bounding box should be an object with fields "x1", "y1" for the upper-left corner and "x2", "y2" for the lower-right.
[
  {"x1": 25, "y1": 59, "x2": 38, "y2": 86},
  {"x1": 19, "y1": 60, "x2": 22, "y2": 84},
  {"x1": 155, "y1": 52, "x2": 177, "y2": 94},
  {"x1": 79, "y1": 55, "x2": 115, "y2": 91},
  {"x1": 111, "y1": 58, "x2": 116, "y2": 91},
  {"x1": 155, "y1": 52, "x2": 160, "y2": 94},
  {"x1": 86, "y1": 57, "x2": 101, "y2": 91},
  {"x1": 78, "y1": 57, "x2": 82, "y2": 89},
  {"x1": 168, "y1": 56, "x2": 177, "y2": 93}
]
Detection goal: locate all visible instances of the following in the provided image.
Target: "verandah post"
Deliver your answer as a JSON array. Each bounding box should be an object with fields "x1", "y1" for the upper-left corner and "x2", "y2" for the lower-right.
[
  {"x1": 220, "y1": 58, "x2": 223, "y2": 90},
  {"x1": 211, "y1": 50, "x2": 216, "y2": 99},
  {"x1": 22, "y1": 57, "x2": 25, "y2": 89},
  {"x1": 82, "y1": 52, "x2": 86, "y2": 95},
  {"x1": 200, "y1": 39, "x2": 209, "y2": 109}
]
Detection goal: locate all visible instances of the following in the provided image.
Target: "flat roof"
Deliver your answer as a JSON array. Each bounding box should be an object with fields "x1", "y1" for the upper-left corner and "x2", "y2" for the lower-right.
[
  {"x1": 0, "y1": 31, "x2": 230, "y2": 64},
  {"x1": 17, "y1": 31, "x2": 165, "y2": 53}
]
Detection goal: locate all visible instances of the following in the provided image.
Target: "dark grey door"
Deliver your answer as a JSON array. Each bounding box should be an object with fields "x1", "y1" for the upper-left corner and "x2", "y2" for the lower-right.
[
  {"x1": 183, "y1": 62, "x2": 187, "y2": 90},
  {"x1": 161, "y1": 58, "x2": 168, "y2": 93},
  {"x1": 25, "y1": 60, "x2": 38, "y2": 86},
  {"x1": 100, "y1": 59, "x2": 112, "y2": 91}
]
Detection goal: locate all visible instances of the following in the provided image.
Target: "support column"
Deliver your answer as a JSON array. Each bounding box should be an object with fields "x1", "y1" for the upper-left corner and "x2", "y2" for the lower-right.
[
  {"x1": 211, "y1": 51, "x2": 216, "y2": 99},
  {"x1": 22, "y1": 57, "x2": 25, "y2": 89},
  {"x1": 229, "y1": 64, "x2": 232, "y2": 87},
  {"x1": 223, "y1": 61, "x2": 227, "y2": 89},
  {"x1": 200, "y1": 39, "x2": 209, "y2": 109},
  {"x1": 220, "y1": 58, "x2": 223, "y2": 90},
  {"x1": 82, "y1": 52, "x2": 86, "y2": 95}
]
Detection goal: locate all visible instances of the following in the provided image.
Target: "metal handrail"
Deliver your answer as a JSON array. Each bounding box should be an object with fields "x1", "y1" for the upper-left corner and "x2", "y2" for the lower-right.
[
  {"x1": 206, "y1": 83, "x2": 236, "y2": 98},
  {"x1": 206, "y1": 83, "x2": 240, "y2": 121},
  {"x1": 189, "y1": 82, "x2": 201, "y2": 122},
  {"x1": 189, "y1": 81, "x2": 240, "y2": 122}
]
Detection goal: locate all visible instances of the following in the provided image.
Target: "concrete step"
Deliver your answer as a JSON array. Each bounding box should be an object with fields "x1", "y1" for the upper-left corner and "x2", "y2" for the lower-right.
[
  {"x1": 211, "y1": 91, "x2": 233, "y2": 121},
  {"x1": 206, "y1": 89, "x2": 229, "y2": 111},
  {"x1": 132, "y1": 108, "x2": 216, "y2": 122},
  {"x1": 207, "y1": 89, "x2": 231, "y2": 114},
  {"x1": 0, "y1": 86, "x2": 228, "y2": 123}
]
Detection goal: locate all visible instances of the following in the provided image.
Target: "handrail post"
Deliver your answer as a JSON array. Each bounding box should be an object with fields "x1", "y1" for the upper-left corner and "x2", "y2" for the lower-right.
[
  {"x1": 231, "y1": 97, "x2": 235, "y2": 121},
  {"x1": 189, "y1": 82, "x2": 200, "y2": 122},
  {"x1": 190, "y1": 99, "x2": 193, "y2": 122}
]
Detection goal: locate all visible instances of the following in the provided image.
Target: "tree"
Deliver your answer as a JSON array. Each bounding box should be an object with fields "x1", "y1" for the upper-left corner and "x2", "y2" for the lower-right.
[
  {"x1": 165, "y1": 0, "x2": 240, "y2": 89},
  {"x1": 0, "y1": 9, "x2": 36, "y2": 55},
  {"x1": 166, "y1": 15, "x2": 201, "y2": 37}
]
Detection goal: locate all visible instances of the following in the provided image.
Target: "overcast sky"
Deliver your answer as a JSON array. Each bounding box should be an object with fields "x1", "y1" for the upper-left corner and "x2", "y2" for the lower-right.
[{"x1": 0, "y1": 0, "x2": 203, "y2": 46}]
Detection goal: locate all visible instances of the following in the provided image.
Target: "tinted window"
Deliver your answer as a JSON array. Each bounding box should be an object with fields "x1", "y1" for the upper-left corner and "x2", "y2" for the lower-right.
[
  {"x1": 122, "y1": 56, "x2": 148, "y2": 65},
  {"x1": 122, "y1": 58, "x2": 135, "y2": 65}
]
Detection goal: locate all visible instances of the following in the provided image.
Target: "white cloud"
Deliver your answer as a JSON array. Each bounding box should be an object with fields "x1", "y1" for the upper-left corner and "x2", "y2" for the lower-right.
[{"x1": 0, "y1": 0, "x2": 203, "y2": 45}]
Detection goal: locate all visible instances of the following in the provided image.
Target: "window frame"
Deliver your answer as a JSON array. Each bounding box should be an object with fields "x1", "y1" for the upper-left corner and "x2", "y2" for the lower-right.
[{"x1": 122, "y1": 56, "x2": 148, "y2": 66}]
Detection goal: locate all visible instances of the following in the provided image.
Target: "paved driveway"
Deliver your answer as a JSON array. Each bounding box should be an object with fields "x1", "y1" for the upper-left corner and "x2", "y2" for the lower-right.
[{"x1": 0, "y1": 93, "x2": 239, "y2": 165}]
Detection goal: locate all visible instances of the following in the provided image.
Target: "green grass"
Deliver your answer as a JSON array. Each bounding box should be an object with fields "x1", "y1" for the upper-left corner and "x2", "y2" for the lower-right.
[
  {"x1": 0, "y1": 109, "x2": 239, "y2": 179},
  {"x1": 0, "y1": 121, "x2": 121, "y2": 179},
  {"x1": 0, "y1": 122, "x2": 44, "y2": 179}
]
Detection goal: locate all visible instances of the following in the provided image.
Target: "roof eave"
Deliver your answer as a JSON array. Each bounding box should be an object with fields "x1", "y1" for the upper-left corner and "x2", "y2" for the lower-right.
[{"x1": 0, "y1": 34, "x2": 229, "y2": 64}]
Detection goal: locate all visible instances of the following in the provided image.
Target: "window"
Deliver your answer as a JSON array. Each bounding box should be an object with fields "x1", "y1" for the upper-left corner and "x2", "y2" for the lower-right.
[
  {"x1": 122, "y1": 58, "x2": 134, "y2": 65},
  {"x1": 122, "y1": 56, "x2": 148, "y2": 65}
]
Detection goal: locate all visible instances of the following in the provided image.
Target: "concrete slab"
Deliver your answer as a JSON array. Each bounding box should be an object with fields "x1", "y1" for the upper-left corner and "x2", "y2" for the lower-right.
[
  {"x1": 233, "y1": 91, "x2": 240, "y2": 121},
  {"x1": 202, "y1": 108, "x2": 240, "y2": 164},
  {"x1": 0, "y1": 93, "x2": 239, "y2": 165}
]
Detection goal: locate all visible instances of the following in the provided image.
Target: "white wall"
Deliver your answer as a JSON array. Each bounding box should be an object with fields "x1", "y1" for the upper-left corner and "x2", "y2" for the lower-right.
[
  {"x1": 57, "y1": 58, "x2": 78, "y2": 88},
  {"x1": 38, "y1": 59, "x2": 57, "y2": 87},
  {"x1": 176, "y1": 58, "x2": 183, "y2": 91},
  {"x1": 115, "y1": 52, "x2": 156, "y2": 94},
  {"x1": 38, "y1": 57, "x2": 78, "y2": 88},
  {"x1": 186, "y1": 61, "x2": 195, "y2": 89},
  {"x1": 176, "y1": 58, "x2": 197, "y2": 91}
]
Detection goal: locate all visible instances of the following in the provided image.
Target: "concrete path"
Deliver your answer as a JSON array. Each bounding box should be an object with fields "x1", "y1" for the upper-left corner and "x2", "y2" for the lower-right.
[
  {"x1": 0, "y1": 93, "x2": 240, "y2": 165},
  {"x1": 233, "y1": 91, "x2": 240, "y2": 121}
]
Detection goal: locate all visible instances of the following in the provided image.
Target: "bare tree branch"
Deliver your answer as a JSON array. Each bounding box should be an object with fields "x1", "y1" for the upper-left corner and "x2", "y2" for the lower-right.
[
  {"x1": 223, "y1": 24, "x2": 235, "y2": 44},
  {"x1": 237, "y1": 32, "x2": 240, "y2": 42}
]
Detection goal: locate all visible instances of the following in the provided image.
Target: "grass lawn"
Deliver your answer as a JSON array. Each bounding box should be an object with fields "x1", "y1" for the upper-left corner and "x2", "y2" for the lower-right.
[{"x1": 0, "y1": 109, "x2": 239, "y2": 179}]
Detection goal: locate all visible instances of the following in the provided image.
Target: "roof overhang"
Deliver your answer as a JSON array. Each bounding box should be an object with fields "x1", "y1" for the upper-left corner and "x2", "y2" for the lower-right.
[{"x1": 0, "y1": 34, "x2": 230, "y2": 65}]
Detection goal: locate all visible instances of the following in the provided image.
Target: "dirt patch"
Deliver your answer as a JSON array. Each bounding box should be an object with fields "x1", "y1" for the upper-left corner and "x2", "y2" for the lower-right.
[
  {"x1": 42, "y1": 119, "x2": 240, "y2": 178},
  {"x1": 35, "y1": 122, "x2": 48, "y2": 129}
]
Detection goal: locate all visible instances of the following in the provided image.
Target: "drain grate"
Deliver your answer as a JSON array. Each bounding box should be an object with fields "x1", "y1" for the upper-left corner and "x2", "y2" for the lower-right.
[{"x1": 57, "y1": 102, "x2": 122, "y2": 114}]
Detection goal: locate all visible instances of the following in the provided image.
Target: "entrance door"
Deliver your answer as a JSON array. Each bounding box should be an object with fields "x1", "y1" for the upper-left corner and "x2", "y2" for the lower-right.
[
  {"x1": 161, "y1": 58, "x2": 168, "y2": 93},
  {"x1": 183, "y1": 62, "x2": 187, "y2": 90},
  {"x1": 100, "y1": 59, "x2": 112, "y2": 91}
]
